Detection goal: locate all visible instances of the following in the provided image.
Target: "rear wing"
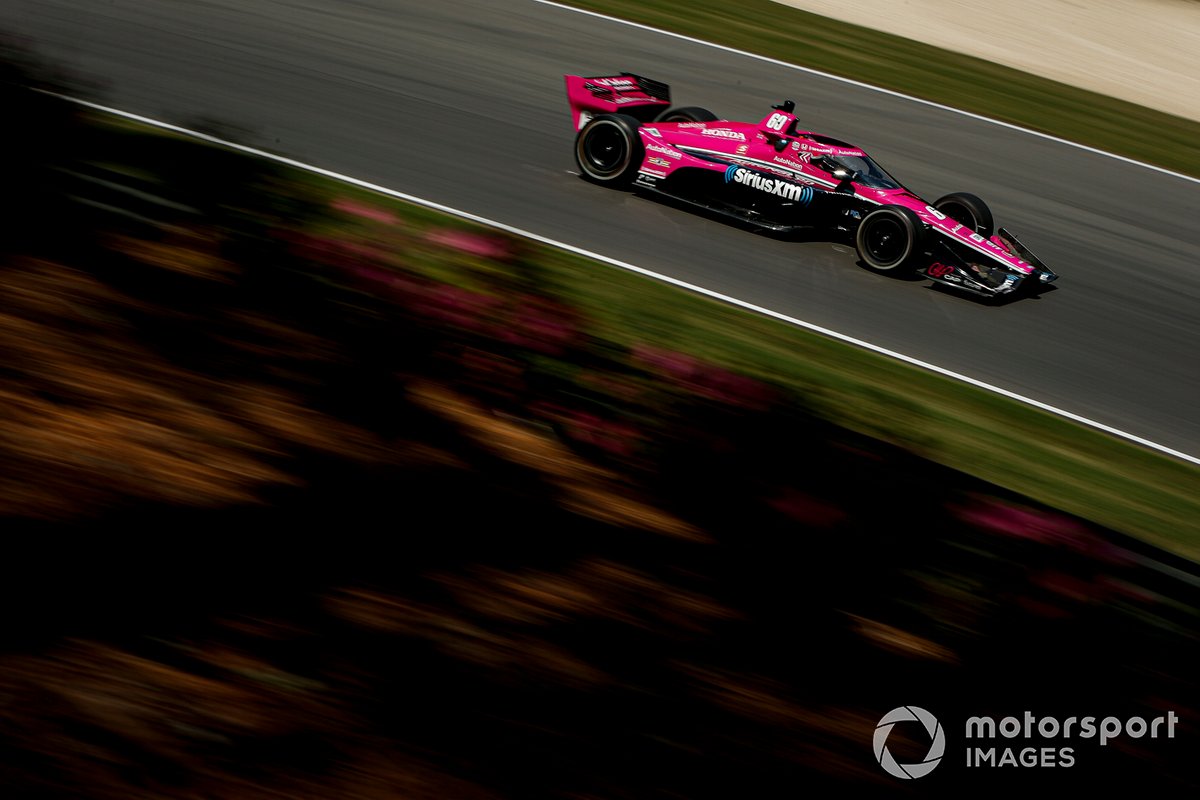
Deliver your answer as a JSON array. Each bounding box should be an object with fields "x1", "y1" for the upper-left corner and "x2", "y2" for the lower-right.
[{"x1": 564, "y1": 72, "x2": 672, "y2": 131}]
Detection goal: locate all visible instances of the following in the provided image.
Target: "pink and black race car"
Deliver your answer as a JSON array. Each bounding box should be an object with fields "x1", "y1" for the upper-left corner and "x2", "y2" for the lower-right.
[{"x1": 566, "y1": 72, "x2": 1058, "y2": 298}]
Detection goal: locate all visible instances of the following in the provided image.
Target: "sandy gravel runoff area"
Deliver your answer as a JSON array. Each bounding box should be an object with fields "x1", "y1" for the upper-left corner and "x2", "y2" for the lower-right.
[{"x1": 772, "y1": 0, "x2": 1200, "y2": 122}]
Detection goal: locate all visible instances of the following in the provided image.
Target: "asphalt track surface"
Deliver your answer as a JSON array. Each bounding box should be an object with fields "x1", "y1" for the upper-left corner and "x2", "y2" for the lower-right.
[{"x1": 3, "y1": 0, "x2": 1199, "y2": 460}]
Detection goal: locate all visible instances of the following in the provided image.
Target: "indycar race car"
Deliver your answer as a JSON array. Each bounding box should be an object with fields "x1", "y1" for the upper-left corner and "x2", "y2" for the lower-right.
[{"x1": 565, "y1": 72, "x2": 1058, "y2": 298}]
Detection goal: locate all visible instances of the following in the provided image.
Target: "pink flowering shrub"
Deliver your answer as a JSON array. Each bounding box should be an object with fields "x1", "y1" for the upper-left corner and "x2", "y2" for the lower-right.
[
  {"x1": 424, "y1": 228, "x2": 515, "y2": 262},
  {"x1": 631, "y1": 345, "x2": 775, "y2": 410},
  {"x1": 331, "y1": 197, "x2": 399, "y2": 225},
  {"x1": 954, "y1": 496, "x2": 1126, "y2": 563},
  {"x1": 497, "y1": 295, "x2": 582, "y2": 356}
]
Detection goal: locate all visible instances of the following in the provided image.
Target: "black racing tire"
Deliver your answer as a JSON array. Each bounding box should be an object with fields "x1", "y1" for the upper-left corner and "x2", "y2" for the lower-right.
[
  {"x1": 574, "y1": 113, "x2": 644, "y2": 187},
  {"x1": 855, "y1": 206, "x2": 927, "y2": 274},
  {"x1": 932, "y1": 192, "x2": 994, "y2": 237},
  {"x1": 654, "y1": 106, "x2": 719, "y2": 123}
]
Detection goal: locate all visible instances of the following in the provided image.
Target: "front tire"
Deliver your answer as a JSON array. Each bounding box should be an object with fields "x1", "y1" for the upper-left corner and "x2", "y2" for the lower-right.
[
  {"x1": 574, "y1": 114, "x2": 643, "y2": 187},
  {"x1": 855, "y1": 206, "x2": 927, "y2": 274},
  {"x1": 932, "y1": 192, "x2": 994, "y2": 237},
  {"x1": 654, "y1": 106, "x2": 719, "y2": 123}
]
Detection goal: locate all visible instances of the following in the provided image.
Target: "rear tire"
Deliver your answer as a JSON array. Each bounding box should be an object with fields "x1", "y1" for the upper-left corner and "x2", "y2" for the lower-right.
[
  {"x1": 855, "y1": 206, "x2": 927, "y2": 274},
  {"x1": 654, "y1": 106, "x2": 719, "y2": 123},
  {"x1": 932, "y1": 192, "x2": 994, "y2": 237},
  {"x1": 574, "y1": 113, "x2": 644, "y2": 187}
]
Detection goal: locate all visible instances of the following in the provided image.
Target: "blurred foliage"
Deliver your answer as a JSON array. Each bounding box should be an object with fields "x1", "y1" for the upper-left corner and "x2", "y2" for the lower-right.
[
  {"x1": 0, "y1": 52, "x2": 1195, "y2": 798},
  {"x1": 0, "y1": 35, "x2": 90, "y2": 253}
]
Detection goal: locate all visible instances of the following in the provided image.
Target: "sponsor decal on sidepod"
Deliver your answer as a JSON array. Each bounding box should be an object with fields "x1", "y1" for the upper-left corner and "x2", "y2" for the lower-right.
[
  {"x1": 725, "y1": 166, "x2": 814, "y2": 205},
  {"x1": 773, "y1": 153, "x2": 811, "y2": 170},
  {"x1": 702, "y1": 129, "x2": 746, "y2": 140},
  {"x1": 646, "y1": 142, "x2": 684, "y2": 159}
]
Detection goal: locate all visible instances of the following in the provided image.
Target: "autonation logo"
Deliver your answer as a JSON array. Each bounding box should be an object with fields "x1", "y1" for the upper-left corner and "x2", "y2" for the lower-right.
[{"x1": 873, "y1": 707, "x2": 1180, "y2": 778}]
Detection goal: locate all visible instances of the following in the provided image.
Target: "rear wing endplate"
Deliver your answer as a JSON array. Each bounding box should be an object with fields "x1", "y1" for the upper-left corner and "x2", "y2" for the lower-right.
[{"x1": 564, "y1": 72, "x2": 672, "y2": 130}]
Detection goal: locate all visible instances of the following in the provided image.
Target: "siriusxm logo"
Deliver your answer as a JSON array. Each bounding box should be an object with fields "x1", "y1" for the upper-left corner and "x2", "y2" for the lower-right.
[{"x1": 724, "y1": 166, "x2": 815, "y2": 205}]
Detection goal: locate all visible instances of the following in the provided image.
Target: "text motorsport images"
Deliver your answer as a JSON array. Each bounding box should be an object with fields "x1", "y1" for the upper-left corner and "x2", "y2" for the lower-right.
[{"x1": 873, "y1": 706, "x2": 1181, "y2": 779}]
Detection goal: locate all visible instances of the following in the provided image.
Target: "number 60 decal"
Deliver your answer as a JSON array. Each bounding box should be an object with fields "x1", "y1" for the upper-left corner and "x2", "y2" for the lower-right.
[
  {"x1": 928, "y1": 262, "x2": 954, "y2": 278},
  {"x1": 766, "y1": 113, "x2": 790, "y2": 131}
]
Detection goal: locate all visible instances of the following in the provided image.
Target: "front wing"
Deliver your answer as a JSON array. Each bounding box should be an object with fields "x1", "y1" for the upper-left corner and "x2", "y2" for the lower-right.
[{"x1": 923, "y1": 229, "x2": 1058, "y2": 297}]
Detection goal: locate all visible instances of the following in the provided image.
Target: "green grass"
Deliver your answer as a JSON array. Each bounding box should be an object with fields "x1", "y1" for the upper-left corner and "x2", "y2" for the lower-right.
[
  {"x1": 309, "y1": 176, "x2": 1200, "y2": 562},
  {"x1": 537, "y1": 244, "x2": 1200, "y2": 562},
  {"x1": 556, "y1": 0, "x2": 1200, "y2": 179}
]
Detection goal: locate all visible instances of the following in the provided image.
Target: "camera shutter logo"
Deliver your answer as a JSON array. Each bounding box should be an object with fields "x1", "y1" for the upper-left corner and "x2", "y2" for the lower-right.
[{"x1": 874, "y1": 706, "x2": 945, "y2": 779}]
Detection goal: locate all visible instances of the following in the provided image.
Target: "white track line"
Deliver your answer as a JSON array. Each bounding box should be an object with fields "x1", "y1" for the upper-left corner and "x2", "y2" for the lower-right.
[
  {"x1": 55, "y1": 94, "x2": 1200, "y2": 466},
  {"x1": 532, "y1": 0, "x2": 1200, "y2": 186}
]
